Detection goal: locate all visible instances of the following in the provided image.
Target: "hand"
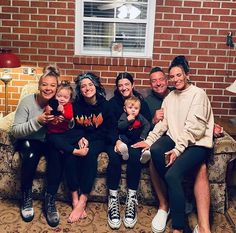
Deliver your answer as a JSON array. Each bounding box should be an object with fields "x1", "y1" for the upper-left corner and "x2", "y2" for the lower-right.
[
  {"x1": 213, "y1": 123, "x2": 223, "y2": 138},
  {"x1": 114, "y1": 140, "x2": 123, "y2": 154},
  {"x1": 57, "y1": 104, "x2": 64, "y2": 113},
  {"x1": 152, "y1": 108, "x2": 164, "y2": 125},
  {"x1": 127, "y1": 114, "x2": 135, "y2": 121},
  {"x1": 165, "y1": 150, "x2": 177, "y2": 167},
  {"x1": 132, "y1": 141, "x2": 150, "y2": 150},
  {"x1": 57, "y1": 115, "x2": 65, "y2": 123},
  {"x1": 78, "y1": 137, "x2": 89, "y2": 149},
  {"x1": 37, "y1": 112, "x2": 55, "y2": 125}
]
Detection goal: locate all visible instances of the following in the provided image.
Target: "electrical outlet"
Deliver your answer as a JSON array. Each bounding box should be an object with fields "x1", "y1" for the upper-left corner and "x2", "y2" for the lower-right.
[{"x1": 23, "y1": 67, "x2": 35, "y2": 75}]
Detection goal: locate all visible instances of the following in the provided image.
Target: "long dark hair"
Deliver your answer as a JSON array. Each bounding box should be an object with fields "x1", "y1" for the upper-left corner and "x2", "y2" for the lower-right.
[{"x1": 74, "y1": 72, "x2": 106, "y2": 99}]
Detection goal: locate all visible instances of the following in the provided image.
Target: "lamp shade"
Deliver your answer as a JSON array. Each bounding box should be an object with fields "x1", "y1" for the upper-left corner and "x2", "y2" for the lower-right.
[
  {"x1": 0, "y1": 48, "x2": 21, "y2": 68},
  {"x1": 226, "y1": 80, "x2": 236, "y2": 94}
]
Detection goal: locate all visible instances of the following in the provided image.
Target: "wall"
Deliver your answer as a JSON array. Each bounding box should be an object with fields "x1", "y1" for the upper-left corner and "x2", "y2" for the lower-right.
[{"x1": 0, "y1": 0, "x2": 236, "y2": 117}]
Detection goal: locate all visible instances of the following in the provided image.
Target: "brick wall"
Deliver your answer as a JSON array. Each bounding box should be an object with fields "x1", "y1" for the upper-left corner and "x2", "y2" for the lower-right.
[{"x1": 0, "y1": 0, "x2": 236, "y2": 117}]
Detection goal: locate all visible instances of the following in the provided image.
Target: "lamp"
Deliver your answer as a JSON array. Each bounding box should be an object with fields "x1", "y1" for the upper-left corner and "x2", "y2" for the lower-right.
[
  {"x1": 226, "y1": 80, "x2": 236, "y2": 94},
  {"x1": 0, "y1": 48, "x2": 21, "y2": 115}
]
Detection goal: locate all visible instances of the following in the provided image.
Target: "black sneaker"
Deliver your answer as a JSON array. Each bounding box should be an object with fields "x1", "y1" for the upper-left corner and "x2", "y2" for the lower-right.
[
  {"x1": 123, "y1": 194, "x2": 138, "y2": 228},
  {"x1": 44, "y1": 193, "x2": 60, "y2": 227},
  {"x1": 21, "y1": 189, "x2": 34, "y2": 222},
  {"x1": 107, "y1": 195, "x2": 121, "y2": 229}
]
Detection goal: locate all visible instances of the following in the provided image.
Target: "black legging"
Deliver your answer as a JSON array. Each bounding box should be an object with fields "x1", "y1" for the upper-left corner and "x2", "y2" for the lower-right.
[
  {"x1": 106, "y1": 145, "x2": 143, "y2": 190},
  {"x1": 18, "y1": 139, "x2": 64, "y2": 195},
  {"x1": 64, "y1": 139, "x2": 116, "y2": 194},
  {"x1": 150, "y1": 135, "x2": 210, "y2": 230}
]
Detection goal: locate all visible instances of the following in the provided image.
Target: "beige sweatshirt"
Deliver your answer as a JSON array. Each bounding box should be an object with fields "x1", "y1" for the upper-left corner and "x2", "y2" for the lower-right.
[{"x1": 145, "y1": 84, "x2": 214, "y2": 157}]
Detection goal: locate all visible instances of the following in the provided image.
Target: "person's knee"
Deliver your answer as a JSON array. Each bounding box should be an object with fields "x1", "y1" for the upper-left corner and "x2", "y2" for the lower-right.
[
  {"x1": 195, "y1": 163, "x2": 208, "y2": 181},
  {"x1": 165, "y1": 170, "x2": 179, "y2": 186}
]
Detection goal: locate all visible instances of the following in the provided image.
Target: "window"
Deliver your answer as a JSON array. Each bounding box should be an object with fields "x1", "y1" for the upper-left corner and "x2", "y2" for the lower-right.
[{"x1": 75, "y1": 0, "x2": 156, "y2": 58}]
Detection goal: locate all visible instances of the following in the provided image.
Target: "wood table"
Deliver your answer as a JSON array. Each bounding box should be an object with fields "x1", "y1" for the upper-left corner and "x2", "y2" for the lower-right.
[{"x1": 215, "y1": 117, "x2": 236, "y2": 140}]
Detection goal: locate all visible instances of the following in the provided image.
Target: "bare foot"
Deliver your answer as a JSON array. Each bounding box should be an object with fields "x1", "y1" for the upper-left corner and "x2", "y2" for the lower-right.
[
  {"x1": 73, "y1": 148, "x2": 89, "y2": 157},
  {"x1": 68, "y1": 200, "x2": 87, "y2": 223}
]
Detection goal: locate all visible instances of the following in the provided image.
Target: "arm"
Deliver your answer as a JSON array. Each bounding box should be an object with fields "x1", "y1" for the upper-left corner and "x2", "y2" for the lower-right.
[
  {"x1": 11, "y1": 95, "x2": 44, "y2": 138},
  {"x1": 117, "y1": 112, "x2": 133, "y2": 130},
  {"x1": 173, "y1": 91, "x2": 214, "y2": 157},
  {"x1": 63, "y1": 102, "x2": 73, "y2": 121}
]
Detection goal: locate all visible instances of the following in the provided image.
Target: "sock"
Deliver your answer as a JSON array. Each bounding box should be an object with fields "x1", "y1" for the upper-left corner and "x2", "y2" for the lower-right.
[{"x1": 109, "y1": 189, "x2": 118, "y2": 197}]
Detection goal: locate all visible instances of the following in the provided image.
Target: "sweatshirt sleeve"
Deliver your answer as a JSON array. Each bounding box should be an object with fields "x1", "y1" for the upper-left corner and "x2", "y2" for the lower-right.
[
  {"x1": 173, "y1": 91, "x2": 213, "y2": 157},
  {"x1": 118, "y1": 112, "x2": 133, "y2": 130},
  {"x1": 11, "y1": 97, "x2": 43, "y2": 139},
  {"x1": 145, "y1": 100, "x2": 168, "y2": 146},
  {"x1": 63, "y1": 102, "x2": 73, "y2": 121}
]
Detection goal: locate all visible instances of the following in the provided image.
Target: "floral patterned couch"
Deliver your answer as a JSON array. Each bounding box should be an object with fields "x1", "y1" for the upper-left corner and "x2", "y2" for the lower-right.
[{"x1": 0, "y1": 83, "x2": 236, "y2": 214}]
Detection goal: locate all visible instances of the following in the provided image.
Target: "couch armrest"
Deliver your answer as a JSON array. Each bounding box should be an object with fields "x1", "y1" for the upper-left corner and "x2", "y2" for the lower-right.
[
  {"x1": 213, "y1": 131, "x2": 236, "y2": 155},
  {"x1": 0, "y1": 112, "x2": 15, "y2": 145}
]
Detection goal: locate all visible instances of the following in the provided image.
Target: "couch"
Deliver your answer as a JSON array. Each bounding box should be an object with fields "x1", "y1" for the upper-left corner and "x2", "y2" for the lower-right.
[{"x1": 0, "y1": 82, "x2": 236, "y2": 214}]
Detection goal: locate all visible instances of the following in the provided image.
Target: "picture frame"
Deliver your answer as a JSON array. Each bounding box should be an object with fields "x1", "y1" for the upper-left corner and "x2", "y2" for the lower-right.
[{"x1": 111, "y1": 42, "x2": 123, "y2": 57}]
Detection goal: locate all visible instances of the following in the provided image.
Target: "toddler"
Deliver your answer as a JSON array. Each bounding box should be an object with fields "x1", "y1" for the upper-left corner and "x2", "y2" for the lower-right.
[
  {"x1": 117, "y1": 96, "x2": 151, "y2": 163},
  {"x1": 46, "y1": 80, "x2": 88, "y2": 156}
]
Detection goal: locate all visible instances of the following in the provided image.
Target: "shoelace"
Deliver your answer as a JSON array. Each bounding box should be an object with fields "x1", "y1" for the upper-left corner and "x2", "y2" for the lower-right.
[
  {"x1": 47, "y1": 195, "x2": 57, "y2": 213},
  {"x1": 23, "y1": 191, "x2": 32, "y2": 209},
  {"x1": 125, "y1": 195, "x2": 138, "y2": 218},
  {"x1": 109, "y1": 196, "x2": 120, "y2": 219}
]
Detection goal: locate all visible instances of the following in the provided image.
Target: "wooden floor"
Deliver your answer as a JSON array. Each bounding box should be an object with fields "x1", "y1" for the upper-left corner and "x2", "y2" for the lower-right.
[{"x1": 0, "y1": 188, "x2": 235, "y2": 233}]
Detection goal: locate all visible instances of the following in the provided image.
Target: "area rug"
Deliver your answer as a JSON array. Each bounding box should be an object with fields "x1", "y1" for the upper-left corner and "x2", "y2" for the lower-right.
[{"x1": 0, "y1": 199, "x2": 234, "y2": 233}]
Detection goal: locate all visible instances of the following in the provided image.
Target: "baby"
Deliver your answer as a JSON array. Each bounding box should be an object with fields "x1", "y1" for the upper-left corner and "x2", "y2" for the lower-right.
[{"x1": 117, "y1": 96, "x2": 151, "y2": 164}]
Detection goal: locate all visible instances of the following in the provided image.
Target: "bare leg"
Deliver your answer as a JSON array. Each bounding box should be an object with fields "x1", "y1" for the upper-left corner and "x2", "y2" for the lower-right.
[
  {"x1": 194, "y1": 164, "x2": 211, "y2": 233},
  {"x1": 149, "y1": 159, "x2": 169, "y2": 211},
  {"x1": 68, "y1": 192, "x2": 88, "y2": 223}
]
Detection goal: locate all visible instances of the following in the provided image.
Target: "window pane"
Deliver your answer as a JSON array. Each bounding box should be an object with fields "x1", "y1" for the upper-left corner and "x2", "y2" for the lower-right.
[{"x1": 84, "y1": 1, "x2": 148, "y2": 19}]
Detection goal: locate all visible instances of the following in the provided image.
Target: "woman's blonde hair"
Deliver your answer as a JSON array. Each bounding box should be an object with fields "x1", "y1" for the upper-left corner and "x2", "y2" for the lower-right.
[
  {"x1": 39, "y1": 64, "x2": 60, "y2": 84},
  {"x1": 124, "y1": 96, "x2": 141, "y2": 108}
]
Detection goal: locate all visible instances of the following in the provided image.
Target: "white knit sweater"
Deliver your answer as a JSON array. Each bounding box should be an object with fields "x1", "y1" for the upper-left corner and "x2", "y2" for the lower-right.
[{"x1": 145, "y1": 84, "x2": 214, "y2": 157}]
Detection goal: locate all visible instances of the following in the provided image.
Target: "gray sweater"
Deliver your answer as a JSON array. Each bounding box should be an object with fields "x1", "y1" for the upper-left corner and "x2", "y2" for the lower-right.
[{"x1": 11, "y1": 94, "x2": 46, "y2": 141}]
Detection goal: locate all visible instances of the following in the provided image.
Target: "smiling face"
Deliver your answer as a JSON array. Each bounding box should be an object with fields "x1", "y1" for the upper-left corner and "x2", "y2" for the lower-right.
[
  {"x1": 38, "y1": 75, "x2": 58, "y2": 102},
  {"x1": 80, "y1": 78, "x2": 96, "y2": 99},
  {"x1": 168, "y1": 66, "x2": 190, "y2": 91},
  {"x1": 117, "y1": 78, "x2": 134, "y2": 99},
  {"x1": 150, "y1": 71, "x2": 168, "y2": 96}
]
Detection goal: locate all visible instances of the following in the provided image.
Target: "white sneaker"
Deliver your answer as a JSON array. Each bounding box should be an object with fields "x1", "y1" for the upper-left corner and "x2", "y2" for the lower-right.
[
  {"x1": 151, "y1": 209, "x2": 169, "y2": 233},
  {"x1": 119, "y1": 142, "x2": 129, "y2": 160},
  {"x1": 192, "y1": 225, "x2": 199, "y2": 233},
  {"x1": 140, "y1": 149, "x2": 151, "y2": 164}
]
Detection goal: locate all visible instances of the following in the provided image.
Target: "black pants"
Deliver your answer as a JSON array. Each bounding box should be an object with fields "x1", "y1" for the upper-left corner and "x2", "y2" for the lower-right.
[
  {"x1": 106, "y1": 145, "x2": 143, "y2": 191},
  {"x1": 47, "y1": 129, "x2": 83, "y2": 154},
  {"x1": 18, "y1": 139, "x2": 64, "y2": 195},
  {"x1": 150, "y1": 135, "x2": 210, "y2": 230},
  {"x1": 64, "y1": 139, "x2": 115, "y2": 194}
]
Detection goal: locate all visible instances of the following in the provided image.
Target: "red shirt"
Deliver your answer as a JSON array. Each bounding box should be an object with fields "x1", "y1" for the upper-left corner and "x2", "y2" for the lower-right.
[{"x1": 47, "y1": 102, "x2": 73, "y2": 134}]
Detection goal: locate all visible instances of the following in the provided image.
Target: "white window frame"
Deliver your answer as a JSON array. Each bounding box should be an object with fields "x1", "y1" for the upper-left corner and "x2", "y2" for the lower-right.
[{"x1": 75, "y1": 0, "x2": 156, "y2": 58}]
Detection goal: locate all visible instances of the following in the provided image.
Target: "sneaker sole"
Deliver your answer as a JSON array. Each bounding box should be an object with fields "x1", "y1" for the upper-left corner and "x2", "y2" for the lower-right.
[
  {"x1": 108, "y1": 218, "x2": 121, "y2": 229},
  {"x1": 21, "y1": 208, "x2": 34, "y2": 222},
  {"x1": 151, "y1": 225, "x2": 166, "y2": 233},
  {"x1": 123, "y1": 217, "x2": 137, "y2": 228}
]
